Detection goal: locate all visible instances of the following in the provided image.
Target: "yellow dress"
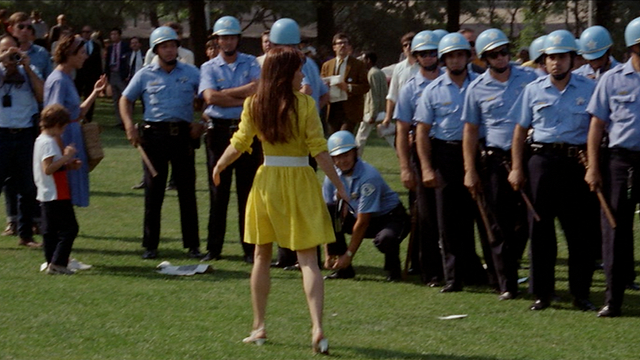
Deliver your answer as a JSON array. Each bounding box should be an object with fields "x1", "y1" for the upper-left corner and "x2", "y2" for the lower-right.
[{"x1": 230, "y1": 92, "x2": 336, "y2": 250}]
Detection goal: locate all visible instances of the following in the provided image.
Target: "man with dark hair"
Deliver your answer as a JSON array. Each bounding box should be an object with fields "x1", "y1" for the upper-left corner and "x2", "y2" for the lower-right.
[
  {"x1": 354, "y1": 51, "x2": 390, "y2": 154},
  {"x1": 256, "y1": 30, "x2": 270, "y2": 67},
  {"x1": 320, "y1": 32, "x2": 369, "y2": 134},
  {"x1": 75, "y1": 25, "x2": 102, "y2": 121},
  {"x1": 47, "y1": 14, "x2": 67, "y2": 49},
  {"x1": 8, "y1": 12, "x2": 52, "y2": 79},
  {"x1": 105, "y1": 27, "x2": 130, "y2": 128}
]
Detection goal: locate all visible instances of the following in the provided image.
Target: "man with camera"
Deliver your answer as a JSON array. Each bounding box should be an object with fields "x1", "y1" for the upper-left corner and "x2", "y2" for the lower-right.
[{"x1": 0, "y1": 34, "x2": 44, "y2": 248}]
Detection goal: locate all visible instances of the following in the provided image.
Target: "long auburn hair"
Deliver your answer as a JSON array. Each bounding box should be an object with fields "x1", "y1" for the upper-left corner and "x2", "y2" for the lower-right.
[{"x1": 251, "y1": 46, "x2": 304, "y2": 144}]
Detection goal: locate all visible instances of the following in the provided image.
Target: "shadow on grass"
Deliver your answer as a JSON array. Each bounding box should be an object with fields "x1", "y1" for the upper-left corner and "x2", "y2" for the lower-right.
[
  {"x1": 341, "y1": 346, "x2": 498, "y2": 359},
  {"x1": 79, "y1": 234, "x2": 187, "y2": 244},
  {"x1": 90, "y1": 190, "x2": 145, "y2": 198}
]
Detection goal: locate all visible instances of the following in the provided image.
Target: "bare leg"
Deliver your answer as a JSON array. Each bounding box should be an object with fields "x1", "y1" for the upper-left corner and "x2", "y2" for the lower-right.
[
  {"x1": 250, "y1": 243, "x2": 271, "y2": 338},
  {"x1": 296, "y1": 247, "x2": 326, "y2": 349}
]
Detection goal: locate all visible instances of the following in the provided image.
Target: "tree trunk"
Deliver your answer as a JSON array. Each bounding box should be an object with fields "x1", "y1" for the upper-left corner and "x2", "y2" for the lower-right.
[
  {"x1": 316, "y1": 0, "x2": 334, "y2": 50},
  {"x1": 595, "y1": 0, "x2": 613, "y2": 29},
  {"x1": 446, "y1": 0, "x2": 460, "y2": 33},
  {"x1": 188, "y1": 0, "x2": 207, "y2": 67}
]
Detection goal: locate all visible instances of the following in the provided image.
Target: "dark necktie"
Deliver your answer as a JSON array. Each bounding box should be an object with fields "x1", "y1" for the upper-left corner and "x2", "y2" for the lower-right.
[{"x1": 130, "y1": 52, "x2": 137, "y2": 76}]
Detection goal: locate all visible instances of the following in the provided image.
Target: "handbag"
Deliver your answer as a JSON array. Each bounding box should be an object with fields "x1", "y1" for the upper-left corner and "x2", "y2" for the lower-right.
[{"x1": 81, "y1": 122, "x2": 104, "y2": 172}]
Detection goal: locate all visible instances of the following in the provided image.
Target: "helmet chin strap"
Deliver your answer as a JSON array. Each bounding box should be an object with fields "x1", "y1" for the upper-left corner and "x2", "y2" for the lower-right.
[
  {"x1": 423, "y1": 62, "x2": 439, "y2": 71},
  {"x1": 551, "y1": 56, "x2": 574, "y2": 81},
  {"x1": 450, "y1": 68, "x2": 466, "y2": 76},
  {"x1": 490, "y1": 64, "x2": 509, "y2": 74}
]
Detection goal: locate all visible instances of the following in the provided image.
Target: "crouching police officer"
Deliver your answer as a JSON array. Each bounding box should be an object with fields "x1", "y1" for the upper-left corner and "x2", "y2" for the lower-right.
[{"x1": 323, "y1": 131, "x2": 410, "y2": 281}]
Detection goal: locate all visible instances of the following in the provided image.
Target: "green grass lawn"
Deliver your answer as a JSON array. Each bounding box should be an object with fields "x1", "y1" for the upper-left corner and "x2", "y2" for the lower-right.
[{"x1": 1, "y1": 98, "x2": 639, "y2": 360}]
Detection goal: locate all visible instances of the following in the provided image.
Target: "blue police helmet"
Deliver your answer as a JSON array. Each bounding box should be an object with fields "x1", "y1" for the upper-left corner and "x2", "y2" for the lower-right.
[
  {"x1": 213, "y1": 16, "x2": 241, "y2": 36},
  {"x1": 529, "y1": 35, "x2": 546, "y2": 62},
  {"x1": 543, "y1": 30, "x2": 578, "y2": 55},
  {"x1": 625, "y1": 16, "x2": 640, "y2": 47},
  {"x1": 432, "y1": 29, "x2": 449, "y2": 39},
  {"x1": 475, "y1": 28, "x2": 510, "y2": 58},
  {"x1": 328, "y1": 131, "x2": 357, "y2": 156},
  {"x1": 411, "y1": 30, "x2": 439, "y2": 53},
  {"x1": 270, "y1": 18, "x2": 301, "y2": 45},
  {"x1": 438, "y1": 32, "x2": 471, "y2": 59},
  {"x1": 150, "y1": 26, "x2": 179, "y2": 53}
]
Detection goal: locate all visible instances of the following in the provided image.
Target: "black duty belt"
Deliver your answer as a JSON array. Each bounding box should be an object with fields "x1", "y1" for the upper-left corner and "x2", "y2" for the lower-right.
[
  {"x1": 211, "y1": 118, "x2": 240, "y2": 127},
  {"x1": 0, "y1": 127, "x2": 30, "y2": 134},
  {"x1": 431, "y1": 138, "x2": 462, "y2": 146},
  {"x1": 143, "y1": 121, "x2": 190, "y2": 136},
  {"x1": 530, "y1": 142, "x2": 585, "y2": 158}
]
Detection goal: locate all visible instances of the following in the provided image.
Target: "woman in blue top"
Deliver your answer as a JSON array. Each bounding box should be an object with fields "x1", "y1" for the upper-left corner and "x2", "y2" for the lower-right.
[{"x1": 44, "y1": 35, "x2": 106, "y2": 207}]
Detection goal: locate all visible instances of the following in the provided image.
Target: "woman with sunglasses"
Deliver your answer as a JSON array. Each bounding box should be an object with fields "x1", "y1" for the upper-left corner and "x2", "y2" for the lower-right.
[{"x1": 213, "y1": 46, "x2": 348, "y2": 355}]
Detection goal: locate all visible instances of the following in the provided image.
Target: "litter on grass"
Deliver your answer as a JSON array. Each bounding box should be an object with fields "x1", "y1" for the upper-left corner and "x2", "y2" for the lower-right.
[{"x1": 156, "y1": 261, "x2": 213, "y2": 276}]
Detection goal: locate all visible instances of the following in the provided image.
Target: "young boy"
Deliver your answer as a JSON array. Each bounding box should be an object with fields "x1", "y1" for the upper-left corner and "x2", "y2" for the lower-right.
[{"x1": 33, "y1": 104, "x2": 82, "y2": 275}]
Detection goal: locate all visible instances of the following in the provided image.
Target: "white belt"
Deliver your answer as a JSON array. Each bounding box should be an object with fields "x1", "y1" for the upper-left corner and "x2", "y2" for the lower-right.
[{"x1": 263, "y1": 156, "x2": 309, "y2": 167}]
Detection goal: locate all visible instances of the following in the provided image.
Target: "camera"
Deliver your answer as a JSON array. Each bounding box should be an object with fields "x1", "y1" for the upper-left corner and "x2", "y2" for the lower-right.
[{"x1": 9, "y1": 53, "x2": 21, "y2": 62}]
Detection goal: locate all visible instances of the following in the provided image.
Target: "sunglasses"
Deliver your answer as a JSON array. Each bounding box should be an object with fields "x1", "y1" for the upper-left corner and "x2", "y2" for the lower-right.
[
  {"x1": 415, "y1": 50, "x2": 438, "y2": 58},
  {"x1": 334, "y1": 40, "x2": 349, "y2": 46},
  {"x1": 17, "y1": 24, "x2": 34, "y2": 30},
  {"x1": 485, "y1": 48, "x2": 510, "y2": 59}
]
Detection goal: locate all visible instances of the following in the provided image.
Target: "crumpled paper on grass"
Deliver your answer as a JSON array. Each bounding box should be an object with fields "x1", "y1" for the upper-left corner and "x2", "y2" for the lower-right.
[{"x1": 156, "y1": 261, "x2": 213, "y2": 276}]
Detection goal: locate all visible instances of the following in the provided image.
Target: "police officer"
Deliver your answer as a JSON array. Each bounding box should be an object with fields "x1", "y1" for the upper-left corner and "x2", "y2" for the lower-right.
[
  {"x1": 394, "y1": 30, "x2": 444, "y2": 286},
  {"x1": 199, "y1": 16, "x2": 261, "y2": 263},
  {"x1": 574, "y1": 26, "x2": 619, "y2": 81},
  {"x1": 415, "y1": 32, "x2": 489, "y2": 293},
  {"x1": 323, "y1": 131, "x2": 410, "y2": 281},
  {"x1": 584, "y1": 17, "x2": 640, "y2": 317},
  {"x1": 120, "y1": 26, "x2": 202, "y2": 259},
  {"x1": 521, "y1": 35, "x2": 547, "y2": 77},
  {"x1": 268, "y1": 18, "x2": 329, "y2": 269},
  {"x1": 462, "y1": 29, "x2": 537, "y2": 300},
  {"x1": 508, "y1": 30, "x2": 598, "y2": 311},
  {"x1": 0, "y1": 34, "x2": 42, "y2": 248}
]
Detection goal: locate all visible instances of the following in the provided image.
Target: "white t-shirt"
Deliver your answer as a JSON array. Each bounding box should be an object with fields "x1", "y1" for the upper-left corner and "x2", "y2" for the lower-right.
[{"x1": 33, "y1": 134, "x2": 70, "y2": 202}]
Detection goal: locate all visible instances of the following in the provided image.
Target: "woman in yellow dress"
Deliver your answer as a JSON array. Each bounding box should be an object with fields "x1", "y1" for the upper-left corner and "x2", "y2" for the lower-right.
[{"x1": 212, "y1": 46, "x2": 348, "y2": 355}]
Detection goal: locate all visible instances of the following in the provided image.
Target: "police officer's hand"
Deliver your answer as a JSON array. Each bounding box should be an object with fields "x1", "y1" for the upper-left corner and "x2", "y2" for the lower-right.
[
  {"x1": 464, "y1": 169, "x2": 481, "y2": 199},
  {"x1": 508, "y1": 168, "x2": 525, "y2": 191},
  {"x1": 126, "y1": 126, "x2": 140, "y2": 147},
  {"x1": 189, "y1": 121, "x2": 206, "y2": 139},
  {"x1": 400, "y1": 168, "x2": 416, "y2": 190},
  {"x1": 332, "y1": 254, "x2": 352, "y2": 269},
  {"x1": 324, "y1": 256, "x2": 336, "y2": 270},
  {"x1": 584, "y1": 168, "x2": 602, "y2": 192},
  {"x1": 421, "y1": 167, "x2": 438, "y2": 188}
]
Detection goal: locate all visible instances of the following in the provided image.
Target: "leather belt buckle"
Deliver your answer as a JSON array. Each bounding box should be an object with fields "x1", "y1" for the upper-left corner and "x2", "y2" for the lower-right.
[{"x1": 567, "y1": 146, "x2": 578, "y2": 158}]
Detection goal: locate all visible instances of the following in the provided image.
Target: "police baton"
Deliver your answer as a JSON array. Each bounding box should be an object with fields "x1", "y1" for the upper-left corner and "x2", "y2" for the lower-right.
[
  {"x1": 578, "y1": 151, "x2": 616, "y2": 229},
  {"x1": 474, "y1": 191, "x2": 497, "y2": 246},
  {"x1": 137, "y1": 145, "x2": 158, "y2": 178},
  {"x1": 402, "y1": 198, "x2": 417, "y2": 281},
  {"x1": 503, "y1": 162, "x2": 541, "y2": 222}
]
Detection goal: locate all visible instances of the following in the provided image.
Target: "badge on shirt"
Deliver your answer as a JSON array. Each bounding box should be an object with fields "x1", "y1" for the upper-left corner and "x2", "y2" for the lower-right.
[
  {"x1": 361, "y1": 183, "x2": 376, "y2": 198},
  {"x1": 178, "y1": 77, "x2": 189, "y2": 83},
  {"x1": 576, "y1": 97, "x2": 585, "y2": 106}
]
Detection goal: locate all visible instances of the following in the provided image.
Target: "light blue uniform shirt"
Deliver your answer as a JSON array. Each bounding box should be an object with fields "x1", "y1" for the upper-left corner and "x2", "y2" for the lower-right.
[
  {"x1": 463, "y1": 65, "x2": 537, "y2": 150},
  {"x1": 509, "y1": 73, "x2": 595, "y2": 145},
  {"x1": 44, "y1": 69, "x2": 81, "y2": 120},
  {"x1": 199, "y1": 52, "x2": 260, "y2": 119},
  {"x1": 302, "y1": 59, "x2": 328, "y2": 113},
  {"x1": 26, "y1": 43, "x2": 52, "y2": 79},
  {"x1": 123, "y1": 62, "x2": 200, "y2": 123},
  {"x1": 393, "y1": 69, "x2": 443, "y2": 123},
  {"x1": 0, "y1": 65, "x2": 39, "y2": 128},
  {"x1": 572, "y1": 56, "x2": 620, "y2": 82},
  {"x1": 587, "y1": 60, "x2": 640, "y2": 151},
  {"x1": 322, "y1": 160, "x2": 400, "y2": 217},
  {"x1": 414, "y1": 71, "x2": 477, "y2": 141}
]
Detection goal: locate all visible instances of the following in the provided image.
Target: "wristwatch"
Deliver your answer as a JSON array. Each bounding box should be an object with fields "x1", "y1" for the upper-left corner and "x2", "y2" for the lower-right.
[{"x1": 345, "y1": 250, "x2": 353, "y2": 257}]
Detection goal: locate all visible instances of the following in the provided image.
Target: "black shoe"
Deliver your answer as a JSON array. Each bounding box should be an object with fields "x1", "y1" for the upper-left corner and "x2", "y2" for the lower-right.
[
  {"x1": 200, "y1": 252, "x2": 221, "y2": 262},
  {"x1": 271, "y1": 261, "x2": 284, "y2": 268},
  {"x1": 498, "y1": 291, "x2": 517, "y2": 301},
  {"x1": 188, "y1": 248, "x2": 203, "y2": 259},
  {"x1": 283, "y1": 264, "x2": 301, "y2": 271},
  {"x1": 573, "y1": 298, "x2": 597, "y2": 311},
  {"x1": 407, "y1": 267, "x2": 421, "y2": 276},
  {"x1": 440, "y1": 283, "x2": 462, "y2": 293},
  {"x1": 426, "y1": 279, "x2": 440, "y2": 288},
  {"x1": 142, "y1": 249, "x2": 158, "y2": 259},
  {"x1": 626, "y1": 282, "x2": 640, "y2": 291},
  {"x1": 324, "y1": 266, "x2": 355, "y2": 280},
  {"x1": 530, "y1": 298, "x2": 550, "y2": 311},
  {"x1": 2, "y1": 222, "x2": 16, "y2": 236},
  {"x1": 386, "y1": 271, "x2": 402, "y2": 282},
  {"x1": 131, "y1": 181, "x2": 145, "y2": 190},
  {"x1": 597, "y1": 305, "x2": 621, "y2": 318},
  {"x1": 166, "y1": 184, "x2": 177, "y2": 191}
]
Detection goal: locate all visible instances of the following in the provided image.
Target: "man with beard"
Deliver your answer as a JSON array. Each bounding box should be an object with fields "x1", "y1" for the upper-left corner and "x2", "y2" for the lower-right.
[
  {"x1": 119, "y1": 26, "x2": 203, "y2": 260},
  {"x1": 462, "y1": 29, "x2": 537, "y2": 301},
  {"x1": 199, "y1": 16, "x2": 261, "y2": 263},
  {"x1": 508, "y1": 30, "x2": 598, "y2": 312},
  {"x1": 393, "y1": 30, "x2": 445, "y2": 286}
]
